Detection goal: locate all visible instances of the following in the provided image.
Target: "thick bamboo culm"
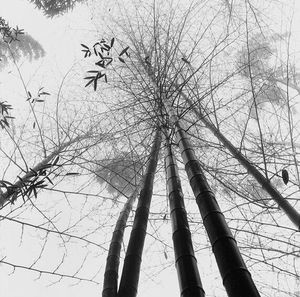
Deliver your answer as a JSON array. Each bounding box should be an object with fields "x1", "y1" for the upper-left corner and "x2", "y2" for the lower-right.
[
  {"x1": 181, "y1": 92, "x2": 300, "y2": 230},
  {"x1": 175, "y1": 120, "x2": 261, "y2": 297},
  {"x1": 117, "y1": 128, "x2": 162, "y2": 297},
  {"x1": 102, "y1": 187, "x2": 139, "y2": 297},
  {"x1": 165, "y1": 134, "x2": 205, "y2": 297}
]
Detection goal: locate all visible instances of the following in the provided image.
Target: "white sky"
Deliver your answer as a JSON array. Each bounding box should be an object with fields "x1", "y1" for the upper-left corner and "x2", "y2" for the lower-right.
[
  {"x1": 1, "y1": 1, "x2": 300, "y2": 297},
  {"x1": 1, "y1": 1, "x2": 103, "y2": 297}
]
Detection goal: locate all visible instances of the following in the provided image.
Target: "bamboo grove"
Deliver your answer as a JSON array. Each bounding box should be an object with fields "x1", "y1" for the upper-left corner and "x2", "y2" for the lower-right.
[
  {"x1": 97, "y1": 1, "x2": 300, "y2": 296},
  {"x1": 1, "y1": 1, "x2": 300, "y2": 297}
]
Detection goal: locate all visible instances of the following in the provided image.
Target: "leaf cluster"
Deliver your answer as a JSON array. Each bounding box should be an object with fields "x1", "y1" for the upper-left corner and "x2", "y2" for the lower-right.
[
  {"x1": 0, "y1": 101, "x2": 14, "y2": 129},
  {"x1": 0, "y1": 17, "x2": 24, "y2": 44},
  {"x1": 0, "y1": 156, "x2": 60, "y2": 204},
  {"x1": 82, "y1": 38, "x2": 130, "y2": 90},
  {"x1": 27, "y1": 87, "x2": 51, "y2": 104}
]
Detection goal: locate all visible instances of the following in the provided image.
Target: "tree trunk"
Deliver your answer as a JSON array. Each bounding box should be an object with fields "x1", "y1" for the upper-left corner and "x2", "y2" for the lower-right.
[
  {"x1": 117, "y1": 128, "x2": 162, "y2": 297},
  {"x1": 174, "y1": 120, "x2": 260, "y2": 297},
  {"x1": 165, "y1": 133, "x2": 205, "y2": 297}
]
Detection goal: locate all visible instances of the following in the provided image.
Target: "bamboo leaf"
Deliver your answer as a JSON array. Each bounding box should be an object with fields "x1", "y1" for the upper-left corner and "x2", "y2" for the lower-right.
[
  {"x1": 103, "y1": 44, "x2": 110, "y2": 51},
  {"x1": 119, "y1": 57, "x2": 125, "y2": 63},
  {"x1": 110, "y1": 37, "x2": 115, "y2": 48},
  {"x1": 119, "y1": 46, "x2": 129, "y2": 56},
  {"x1": 95, "y1": 60, "x2": 105, "y2": 68},
  {"x1": 39, "y1": 92, "x2": 50, "y2": 96},
  {"x1": 45, "y1": 176, "x2": 53, "y2": 185},
  {"x1": 282, "y1": 169, "x2": 289, "y2": 185},
  {"x1": 98, "y1": 52, "x2": 104, "y2": 60},
  {"x1": 93, "y1": 78, "x2": 98, "y2": 91},
  {"x1": 66, "y1": 172, "x2": 80, "y2": 176},
  {"x1": 81, "y1": 43, "x2": 89, "y2": 49},
  {"x1": 33, "y1": 187, "x2": 37, "y2": 198},
  {"x1": 181, "y1": 57, "x2": 190, "y2": 64},
  {"x1": 85, "y1": 79, "x2": 94, "y2": 88},
  {"x1": 94, "y1": 47, "x2": 98, "y2": 56}
]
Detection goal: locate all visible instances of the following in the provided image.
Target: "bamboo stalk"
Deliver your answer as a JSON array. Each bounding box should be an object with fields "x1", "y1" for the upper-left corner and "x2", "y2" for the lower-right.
[
  {"x1": 102, "y1": 187, "x2": 139, "y2": 297},
  {"x1": 165, "y1": 134, "x2": 205, "y2": 297},
  {"x1": 175, "y1": 120, "x2": 260, "y2": 297},
  {"x1": 117, "y1": 128, "x2": 162, "y2": 297},
  {"x1": 181, "y1": 91, "x2": 300, "y2": 230}
]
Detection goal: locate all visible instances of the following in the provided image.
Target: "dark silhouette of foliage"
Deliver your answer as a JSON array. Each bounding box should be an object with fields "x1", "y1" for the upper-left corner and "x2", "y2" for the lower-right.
[
  {"x1": 0, "y1": 31, "x2": 45, "y2": 69},
  {"x1": 95, "y1": 153, "x2": 143, "y2": 198},
  {"x1": 29, "y1": 0, "x2": 86, "y2": 17}
]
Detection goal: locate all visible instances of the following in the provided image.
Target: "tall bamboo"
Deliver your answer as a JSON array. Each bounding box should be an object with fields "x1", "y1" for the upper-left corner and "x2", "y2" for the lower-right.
[
  {"x1": 174, "y1": 119, "x2": 260, "y2": 297},
  {"x1": 102, "y1": 187, "x2": 139, "y2": 297},
  {"x1": 165, "y1": 134, "x2": 205, "y2": 297},
  {"x1": 180, "y1": 91, "x2": 300, "y2": 229},
  {"x1": 117, "y1": 128, "x2": 162, "y2": 297},
  {"x1": 134, "y1": 43, "x2": 260, "y2": 295}
]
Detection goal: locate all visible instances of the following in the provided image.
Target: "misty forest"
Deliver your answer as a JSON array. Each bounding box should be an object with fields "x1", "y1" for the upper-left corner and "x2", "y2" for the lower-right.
[{"x1": 1, "y1": 1, "x2": 300, "y2": 297}]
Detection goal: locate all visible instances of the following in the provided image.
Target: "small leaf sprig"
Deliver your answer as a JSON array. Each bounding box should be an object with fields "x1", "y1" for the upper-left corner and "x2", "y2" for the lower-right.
[
  {"x1": 0, "y1": 17, "x2": 24, "y2": 44},
  {"x1": 0, "y1": 155, "x2": 60, "y2": 204},
  {"x1": 0, "y1": 101, "x2": 14, "y2": 129},
  {"x1": 26, "y1": 87, "x2": 51, "y2": 104},
  {"x1": 81, "y1": 38, "x2": 130, "y2": 91},
  {"x1": 26, "y1": 87, "x2": 51, "y2": 129}
]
